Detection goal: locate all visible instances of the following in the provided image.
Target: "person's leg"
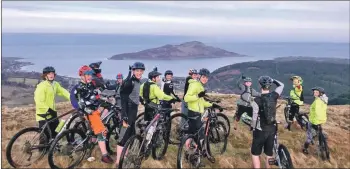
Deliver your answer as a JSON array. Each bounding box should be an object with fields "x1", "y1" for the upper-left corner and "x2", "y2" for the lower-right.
[
  {"x1": 181, "y1": 101, "x2": 188, "y2": 125},
  {"x1": 251, "y1": 130, "x2": 264, "y2": 168},
  {"x1": 287, "y1": 104, "x2": 299, "y2": 130},
  {"x1": 263, "y1": 131, "x2": 275, "y2": 168},
  {"x1": 234, "y1": 105, "x2": 244, "y2": 130}
]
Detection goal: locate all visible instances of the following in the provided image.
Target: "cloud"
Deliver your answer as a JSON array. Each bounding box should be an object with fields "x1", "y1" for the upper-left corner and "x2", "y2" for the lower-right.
[{"x1": 2, "y1": 1, "x2": 349, "y2": 42}]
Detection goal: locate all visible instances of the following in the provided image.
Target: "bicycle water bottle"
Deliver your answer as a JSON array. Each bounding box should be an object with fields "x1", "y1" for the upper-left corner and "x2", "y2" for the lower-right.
[{"x1": 55, "y1": 120, "x2": 66, "y2": 133}]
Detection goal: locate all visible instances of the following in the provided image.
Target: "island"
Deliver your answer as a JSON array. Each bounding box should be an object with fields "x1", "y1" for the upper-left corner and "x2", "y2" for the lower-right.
[{"x1": 109, "y1": 41, "x2": 246, "y2": 60}]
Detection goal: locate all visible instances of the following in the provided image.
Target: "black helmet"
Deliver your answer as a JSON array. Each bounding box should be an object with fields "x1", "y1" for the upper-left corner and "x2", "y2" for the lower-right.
[
  {"x1": 199, "y1": 68, "x2": 210, "y2": 76},
  {"x1": 189, "y1": 69, "x2": 198, "y2": 75},
  {"x1": 148, "y1": 70, "x2": 162, "y2": 79},
  {"x1": 164, "y1": 70, "x2": 173, "y2": 76},
  {"x1": 89, "y1": 61, "x2": 102, "y2": 69},
  {"x1": 43, "y1": 66, "x2": 55, "y2": 74},
  {"x1": 258, "y1": 76, "x2": 274, "y2": 88},
  {"x1": 131, "y1": 62, "x2": 145, "y2": 70},
  {"x1": 243, "y1": 77, "x2": 252, "y2": 82},
  {"x1": 311, "y1": 87, "x2": 325, "y2": 94}
]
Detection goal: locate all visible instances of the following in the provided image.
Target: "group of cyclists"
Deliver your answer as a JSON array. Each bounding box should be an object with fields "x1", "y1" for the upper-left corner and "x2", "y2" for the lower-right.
[{"x1": 29, "y1": 60, "x2": 328, "y2": 168}]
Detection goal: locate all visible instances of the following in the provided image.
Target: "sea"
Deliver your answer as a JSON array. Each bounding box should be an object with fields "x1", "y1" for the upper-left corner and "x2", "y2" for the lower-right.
[{"x1": 2, "y1": 33, "x2": 349, "y2": 79}]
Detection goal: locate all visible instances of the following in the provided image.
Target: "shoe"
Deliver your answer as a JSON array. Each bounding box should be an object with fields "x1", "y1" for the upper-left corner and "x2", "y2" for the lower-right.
[
  {"x1": 302, "y1": 148, "x2": 309, "y2": 155},
  {"x1": 101, "y1": 155, "x2": 114, "y2": 164}
]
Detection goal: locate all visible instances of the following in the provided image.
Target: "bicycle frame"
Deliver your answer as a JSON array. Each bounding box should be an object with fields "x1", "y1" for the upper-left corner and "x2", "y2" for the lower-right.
[{"x1": 273, "y1": 125, "x2": 282, "y2": 167}]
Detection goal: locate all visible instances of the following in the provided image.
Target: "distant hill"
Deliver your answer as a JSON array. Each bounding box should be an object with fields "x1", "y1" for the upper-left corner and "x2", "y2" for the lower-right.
[
  {"x1": 109, "y1": 41, "x2": 245, "y2": 60},
  {"x1": 207, "y1": 58, "x2": 350, "y2": 105}
]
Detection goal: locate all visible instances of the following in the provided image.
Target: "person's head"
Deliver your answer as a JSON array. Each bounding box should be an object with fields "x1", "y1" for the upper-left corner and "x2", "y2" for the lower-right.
[
  {"x1": 116, "y1": 73, "x2": 123, "y2": 83},
  {"x1": 312, "y1": 87, "x2": 325, "y2": 97},
  {"x1": 164, "y1": 70, "x2": 173, "y2": 81},
  {"x1": 290, "y1": 76, "x2": 303, "y2": 86},
  {"x1": 89, "y1": 61, "x2": 102, "y2": 74},
  {"x1": 79, "y1": 65, "x2": 94, "y2": 83},
  {"x1": 42, "y1": 66, "x2": 56, "y2": 81},
  {"x1": 258, "y1": 76, "x2": 274, "y2": 93},
  {"x1": 199, "y1": 68, "x2": 210, "y2": 84},
  {"x1": 189, "y1": 69, "x2": 199, "y2": 80},
  {"x1": 131, "y1": 62, "x2": 145, "y2": 79},
  {"x1": 148, "y1": 70, "x2": 162, "y2": 82},
  {"x1": 243, "y1": 77, "x2": 252, "y2": 87}
]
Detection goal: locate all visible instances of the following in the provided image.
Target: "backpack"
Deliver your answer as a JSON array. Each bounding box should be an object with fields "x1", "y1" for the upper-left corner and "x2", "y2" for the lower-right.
[
  {"x1": 143, "y1": 81, "x2": 155, "y2": 104},
  {"x1": 70, "y1": 84, "x2": 80, "y2": 110},
  {"x1": 261, "y1": 93, "x2": 277, "y2": 125}
]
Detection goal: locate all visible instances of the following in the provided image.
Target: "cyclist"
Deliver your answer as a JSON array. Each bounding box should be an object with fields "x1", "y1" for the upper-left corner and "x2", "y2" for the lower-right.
[
  {"x1": 251, "y1": 76, "x2": 284, "y2": 169},
  {"x1": 140, "y1": 68, "x2": 177, "y2": 122},
  {"x1": 181, "y1": 69, "x2": 199, "y2": 122},
  {"x1": 89, "y1": 61, "x2": 106, "y2": 89},
  {"x1": 302, "y1": 87, "x2": 328, "y2": 154},
  {"x1": 286, "y1": 75, "x2": 304, "y2": 131},
  {"x1": 234, "y1": 75, "x2": 261, "y2": 130},
  {"x1": 184, "y1": 68, "x2": 221, "y2": 166},
  {"x1": 115, "y1": 73, "x2": 123, "y2": 107},
  {"x1": 115, "y1": 62, "x2": 145, "y2": 166},
  {"x1": 160, "y1": 70, "x2": 181, "y2": 109},
  {"x1": 73, "y1": 65, "x2": 114, "y2": 163},
  {"x1": 34, "y1": 66, "x2": 70, "y2": 139}
]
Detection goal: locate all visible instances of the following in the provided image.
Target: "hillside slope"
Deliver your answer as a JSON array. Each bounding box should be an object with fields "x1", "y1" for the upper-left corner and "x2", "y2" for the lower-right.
[{"x1": 2, "y1": 94, "x2": 349, "y2": 168}]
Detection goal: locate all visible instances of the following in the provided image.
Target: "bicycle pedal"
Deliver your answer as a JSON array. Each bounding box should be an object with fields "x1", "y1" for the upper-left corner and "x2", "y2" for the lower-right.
[{"x1": 268, "y1": 159, "x2": 278, "y2": 166}]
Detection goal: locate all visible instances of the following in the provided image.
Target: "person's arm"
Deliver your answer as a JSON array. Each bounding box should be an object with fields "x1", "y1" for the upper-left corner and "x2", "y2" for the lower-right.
[
  {"x1": 251, "y1": 89, "x2": 261, "y2": 97},
  {"x1": 273, "y1": 79, "x2": 284, "y2": 96},
  {"x1": 153, "y1": 85, "x2": 173, "y2": 101},
  {"x1": 34, "y1": 84, "x2": 49, "y2": 112},
  {"x1": 236, "y1": 78, "x2": 245, "y2": 91},
  {"x1": 56, "y1": 83, "x2": 70, "y2": 101},
  {"x1": 184, "y1": 83, "x2": 200, "y2": 102}
]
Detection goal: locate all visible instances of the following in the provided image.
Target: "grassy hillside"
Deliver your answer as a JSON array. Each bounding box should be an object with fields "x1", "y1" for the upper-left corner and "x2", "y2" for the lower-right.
[
  {"x1": 2, "y1": 94, "x2": 350, "y2": 168},
  {"x1": 207, "y1": 59, "x2": 350, "y2": 104}
]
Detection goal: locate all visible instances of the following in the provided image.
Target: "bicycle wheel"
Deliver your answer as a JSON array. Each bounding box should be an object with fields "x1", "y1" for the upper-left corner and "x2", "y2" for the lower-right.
[
  {"x1": 48, "y1": 128, "x2": 87, "y2": 169},
  {"x1": 177, "y1": 135, "x2": 200, "y2": 169},
  {"x1": 106, "y1": 115, "x2": 119, "y2": 155},
  {"x1": 284, "y1": 106, "x2": 290, "y2": 123},
  {"x1": 278, "y1": 144, "x2": 294, "y2": 169},
  {"x1": 135, "y1": 112, "x2": 145, "y2": 135},
  {"x1": 169, "y1": 113, "x2": 188, "y2": 145},
  {"x1": 118, "y1": 135, "x2": 143, "y2": 169},
  {"x1": 319, "y1": 133, "x2": 330, "y2": 161},
  {"x1": 207, "y1": 121, "x2": 228, "y2": 156},
  {"x1": 66, "y1": 113, "x2": 87, "y2": 132},
  {"x1": 217, "y1": 112, "x2": 231, "y2": 136},
  {"x1": 152, "y1": 127, "x2": 169, "y2": 160},
  {"x1": 6, "y1": 127, "x2": 49, "y2": 168}
]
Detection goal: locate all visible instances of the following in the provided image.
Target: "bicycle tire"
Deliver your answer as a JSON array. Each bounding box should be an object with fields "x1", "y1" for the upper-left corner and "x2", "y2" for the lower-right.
[
  {"x1": 106, "y1": 115, "x2": 119, "y2": 155},
  {"x1": 297, "y1": 114, "x2": 309, "y2": 131},
  {"x1": 217, "y1": 113, "x2": 231, "y2": 136},
  {"x1": 135, "y1": 112, "x2": 145, "y2": 135},
  {"x1": 6, "y1": 127, "x2": 49, "y2": 168},
  {"x1": 278, "y1": 144, "x2": 294, "y2": 169},
  {"x1": 284, "y1": 106, "x2": 290, "y2": 123},
  {"x1": 319, "y1": 133, "x2": 330, "y2": 161},
  {"x1": 152, "y1": 128, "x2": 169, "y2": 160},
  {"x1": 47, "y1": 128, "x2": 87, "y2": 169},
  {"x1": 177, "y1": 135, "x2": 198, "y2": 169},
  {"x1": 118, "y1": 135, "x2": 143, "y2": 169},
  {"x1": 66, "y1": 113, "x2": 86, "y2": 132},
  {"x1": 207, "y1": 121, "x2": 228, "y2": 156},
  {"x1": 169, "y1": 113, "x2": 188, "y2": 145}
]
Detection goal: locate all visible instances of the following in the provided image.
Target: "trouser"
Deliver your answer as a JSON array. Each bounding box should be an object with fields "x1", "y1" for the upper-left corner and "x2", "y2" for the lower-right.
[
  {"x1": 161, "y1": 100, "x2": 172, "y2": 119},
  {"x1": 305, "y1": 122, "x2": 319, "y2": 145},
  {"x1": 289, "y1": 103, "x2": 300, "y2": 121},
  {"x1": 38, "y1": 117, "x2": 59, "y2": 139},
  {"x1": 86, "y1": 110, "x2": 107, "y2": 141},
  {"x1": 235, "y1": 105, "x2": 253, "y2": 121},
  {"x1": 118, "y1": 99, "x2": 138, "y2": 146},
  {"x1": 187, "y1": 110, "x2": 204, "y2": 143},
  {"x1": 251, "y1": 129, "x2": 275, "y2": 156},
  {"x1": 181, "y1": 101, "x2": 188, "y2": 124},
  {"x1": 144, "y1": 106, "x2": 156, "y2": 122}
]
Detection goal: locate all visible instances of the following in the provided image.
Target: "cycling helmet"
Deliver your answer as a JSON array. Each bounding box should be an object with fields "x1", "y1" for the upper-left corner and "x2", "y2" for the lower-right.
[
  {"x1": 189, "y1": 69, "x2": 198, "y2": 75},
  {"x1": 116, "y1": 73, "x2": 123, "y2": 79},
  {"x1": 79, "y1": 65, "x2": 94, "y2": 76},
  {"x1": 89, "y1": 61, "x2": 102, "y2": 69},
  {"x1": 258, "y1": 76, "x2": 274, "y2": 88},
  {"x1": 164, "y1": 70, "x2": 173, "y2": 76},
  {"x1": 243, "y1": 77, "x2": 252, "y2": 82},
  {"x1": 131, "y1": 62, "x2": 145, "y2": 70},
  {"x1": 311, "y1": 87, "x2": 325, "y2": 94},
  {"x1": 290, "y1": 75, "x2": 303, "y2": 84},
  {"x1": 199, "y1": 68, "x2": 210, "y2": 77},
  {"x1": 148, "y1": 70, "x2": 162, "y2": 79},
  {"x1": 43, "y1": 66, "x2": 55, "y2": 74}
]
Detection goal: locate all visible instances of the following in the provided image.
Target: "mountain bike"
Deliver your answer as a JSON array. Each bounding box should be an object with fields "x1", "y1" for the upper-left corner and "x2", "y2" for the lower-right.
[
  {"x1": 312, "y1": 125, "x2": 330, "y2": 161},
  {"x1": 269, "y1": 122, "x2": 294, "y2": 169},
  {"x1": 47, "y1": 103, "x2": 121, "y2": 169},
  {"x1": 176, "y1": 106, "x2": 228, "y2": 169},
  {"x1": 6, "y1": 109, "x2": 80, "y2": 168},
  {"x1": 118, "y1": 103, "x2": 181, "y2": 168},
  {"x1": 283, "y1": 97, "x2": 309, "y2": 130},
  {"x1": 204, "y1": 97, "x2": 231, "y2": 137}
]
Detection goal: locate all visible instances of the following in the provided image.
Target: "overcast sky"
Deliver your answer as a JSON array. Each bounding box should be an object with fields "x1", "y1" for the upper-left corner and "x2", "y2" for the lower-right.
[{"x1": 2, "y1": 1, "x2": 349, "y2": 42}]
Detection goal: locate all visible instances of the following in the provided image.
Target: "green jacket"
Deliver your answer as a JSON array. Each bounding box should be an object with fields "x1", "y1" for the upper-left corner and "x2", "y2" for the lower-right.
[
  {"x1": 309, "y1": 95, "x2": 328, "y2": 125},
  {"x1": 34, "y1": 80, "x2": 70, "y2": 121},
  {"x1": 184, "y1": 79, "x2": 212, "y2": 113},
  {"x1": 290, "y1": 85, "x2": 304, "y2": 105},
  {"x1": 140, "y1": 80, "x2": 173, "y2": 104}
]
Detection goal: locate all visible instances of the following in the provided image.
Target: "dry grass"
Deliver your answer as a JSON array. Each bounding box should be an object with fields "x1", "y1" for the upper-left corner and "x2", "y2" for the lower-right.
[{"x1": 2, "y1": 94, "x2": 350, "y2": 168}]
